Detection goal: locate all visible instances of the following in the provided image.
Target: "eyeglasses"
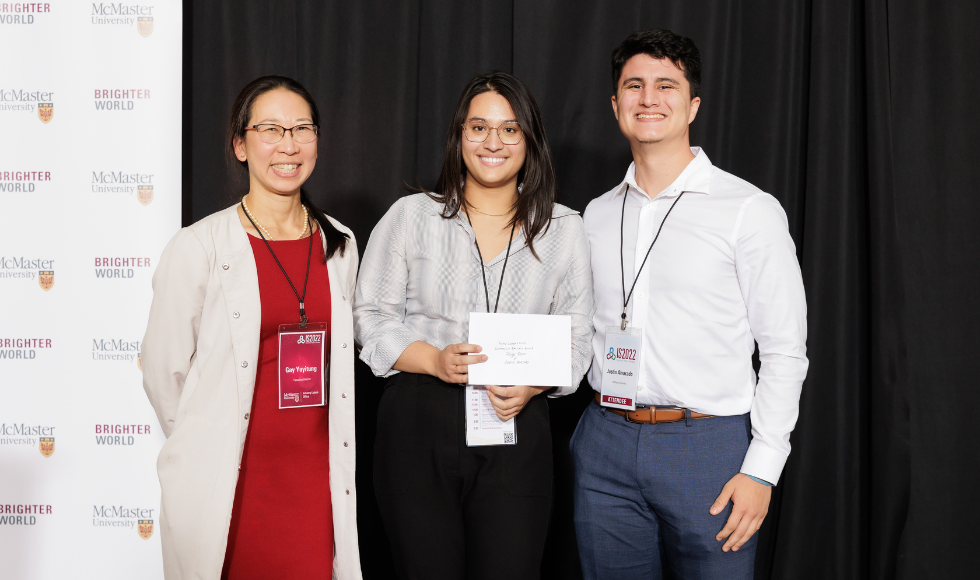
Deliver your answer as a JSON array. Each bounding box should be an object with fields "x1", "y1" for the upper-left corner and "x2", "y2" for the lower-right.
[
  {"x1": 245, "y1": 123, "x2": 319, "y2": 144},
  {"x1": 461, "y1": 120, "x2": 524, "y2": 145}
]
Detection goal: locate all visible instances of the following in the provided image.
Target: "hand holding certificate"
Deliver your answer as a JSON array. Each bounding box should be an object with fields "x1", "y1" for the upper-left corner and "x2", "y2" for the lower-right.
[
  {"x1": 467, "y1": 313, "x2": 572, "y2": 388},
  {"x1": 464, "y1": 313, "x2": 572, "y2": 446}
]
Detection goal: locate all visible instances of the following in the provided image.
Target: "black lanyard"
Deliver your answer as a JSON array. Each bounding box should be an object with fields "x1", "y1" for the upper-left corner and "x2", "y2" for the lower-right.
[
  {"x1": 241, "y1": 201, "x2": 314, "y2": 327},
  {"x1": 620, "y1": 187, "x2": 685, "y2": 330},
  {"x1": 463, "y1": 205, "x2": 517, "y2": 314}
]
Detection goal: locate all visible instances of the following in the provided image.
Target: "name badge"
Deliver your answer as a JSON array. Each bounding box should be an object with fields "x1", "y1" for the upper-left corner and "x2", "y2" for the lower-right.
[
  {"x1": 600, "y1": 326, "x2": 641, "y2": 411},
  {"x1": 278, "y1": 323, "x2": 328, "y2": 409}
]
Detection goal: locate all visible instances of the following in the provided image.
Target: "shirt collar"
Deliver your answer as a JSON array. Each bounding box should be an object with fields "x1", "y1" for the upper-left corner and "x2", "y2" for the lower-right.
[{"x1": 618, "y1": 147, "x2": 713, "y2": 199}]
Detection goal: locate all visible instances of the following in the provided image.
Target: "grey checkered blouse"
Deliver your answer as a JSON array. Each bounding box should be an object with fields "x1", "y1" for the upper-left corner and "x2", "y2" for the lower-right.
[{"x1": 352, "y1": 193, "x2": 595, "y2": 396}]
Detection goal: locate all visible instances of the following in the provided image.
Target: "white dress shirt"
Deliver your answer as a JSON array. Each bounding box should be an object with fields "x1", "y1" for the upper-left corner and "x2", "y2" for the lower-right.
[{"x1": 583, "y1": 148, "x2": 808, "y2": 483}]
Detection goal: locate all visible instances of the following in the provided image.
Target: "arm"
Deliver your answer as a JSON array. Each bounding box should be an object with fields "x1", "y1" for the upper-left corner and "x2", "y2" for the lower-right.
[
  {"x1": 549, "y1": 215, "x2": 596, "y2": 397},
  {"x1": 141, "y1": 229, "x2": 210, "y2": 438},
  {"x1": 713, "y1": 193, "x2": 808, "y2": 551},
  {"x1": 352, "y1": 199, "x2": 485, "y2": 380}
]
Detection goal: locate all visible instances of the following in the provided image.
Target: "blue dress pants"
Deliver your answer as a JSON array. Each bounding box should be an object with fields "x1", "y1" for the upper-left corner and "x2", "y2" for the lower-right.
[{"x1": 571, "y1": 400, "x2": 757, "y2": 580}]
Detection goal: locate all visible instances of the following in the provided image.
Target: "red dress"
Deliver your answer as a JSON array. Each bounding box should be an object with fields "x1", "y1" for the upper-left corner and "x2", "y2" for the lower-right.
[{"x1": 222, "y1": 230, "x2": 333, "y2": 579}]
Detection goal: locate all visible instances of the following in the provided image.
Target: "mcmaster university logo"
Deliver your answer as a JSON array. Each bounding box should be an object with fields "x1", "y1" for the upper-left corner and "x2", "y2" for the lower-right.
[
  {"x1": 91, "y1": 3, "x2": 155, "y2": 37},
  {"x1": 92, "y1": 505, "x2": 155, "y2": 539}
]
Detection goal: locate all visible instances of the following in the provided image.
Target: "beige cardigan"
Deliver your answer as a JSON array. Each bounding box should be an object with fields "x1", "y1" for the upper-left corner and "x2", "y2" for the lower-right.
[{"x1": 142, "y1": 205, "x2": 362, "y2": 580}]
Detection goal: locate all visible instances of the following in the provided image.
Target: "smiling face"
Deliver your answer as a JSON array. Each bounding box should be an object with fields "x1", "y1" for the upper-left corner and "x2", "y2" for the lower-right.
[
  {"x1": 233, "y1": 88, "x2": 317, "y2": 197},
  {"x1": 461, "y1": 91, "x2": 527, "y2": 191},
  {"x1": 611, "y1": 54, "x2": 700, "y2": 149}
]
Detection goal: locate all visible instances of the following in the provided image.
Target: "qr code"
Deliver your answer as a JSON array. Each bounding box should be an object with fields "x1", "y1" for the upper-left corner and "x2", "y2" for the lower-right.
[{"x1": 503, "y1": 432, "x2": 515, "y2": 444}]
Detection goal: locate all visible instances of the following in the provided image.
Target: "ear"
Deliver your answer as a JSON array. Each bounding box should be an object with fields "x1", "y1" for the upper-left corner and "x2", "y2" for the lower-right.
[
  {"x1": 611, "y1": 94, "x2": 620, "y2": 122},
  {"x1": 688, "y1": 96, "x2": 701, "y2": 124},
  {"x1": 233, "y1": 135, "x2": 247, "y2": 162}
]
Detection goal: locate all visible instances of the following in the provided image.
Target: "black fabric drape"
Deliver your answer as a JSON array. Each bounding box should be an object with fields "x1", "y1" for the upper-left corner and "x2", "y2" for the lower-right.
[{"x1": 183, "y1": 1, "x2": 980, "y2": 578}]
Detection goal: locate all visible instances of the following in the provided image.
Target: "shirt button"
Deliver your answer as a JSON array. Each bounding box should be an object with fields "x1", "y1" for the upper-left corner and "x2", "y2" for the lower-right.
[
  {"x1": 222, "y1": 263, "x2": 229, "y2": 270},
  {"x1": 233, "y1": 312, "x2": 240, "y2": 319},
  {"x1": 241, "y1": 361, "x2": 248, "y2": 368},
  {"x1": 637, "y1": 385, "x2": 643, "y2": 391},
  {"x1": 343, "y1": 441, "x2": 348, "y2": 447},
  {"x1": 244, "y1": 413, "x2": 249, "y2": 420},
  {"x1": 342, "y1": 343, "x2": 347, "y2": 348}
]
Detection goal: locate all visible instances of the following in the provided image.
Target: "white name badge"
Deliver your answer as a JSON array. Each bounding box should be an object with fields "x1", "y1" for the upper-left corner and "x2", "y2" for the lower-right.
[
  {"x1": 465, "y1": 385, "x2": 516, "y2": 446},
  {"x1": 600, "y1": 326, "x2": 641, "y2": 411}
]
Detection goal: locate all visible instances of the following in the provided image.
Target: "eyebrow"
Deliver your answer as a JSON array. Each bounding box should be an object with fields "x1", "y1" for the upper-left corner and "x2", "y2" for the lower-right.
[
  {"x1": 254, "y1": 118, "x2": 314, "y2": 124},
  {"x1": 467, "y1": 116, "x2": 518, "y2": 123},
  {"x1": 621, "y1": 76, "x2": 681, "y2": 86}
]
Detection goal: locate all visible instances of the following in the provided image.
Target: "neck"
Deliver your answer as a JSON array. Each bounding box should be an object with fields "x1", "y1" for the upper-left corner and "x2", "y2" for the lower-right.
[
  {"x1": 463, "y1": 178, "x2": 518, "y2": 216},
  {"x1": 243, "y1": 184, "x2": 307, "y2": 239},
  {"x1": 630, "y1": 138, "x2": 695, "y2": 199}
]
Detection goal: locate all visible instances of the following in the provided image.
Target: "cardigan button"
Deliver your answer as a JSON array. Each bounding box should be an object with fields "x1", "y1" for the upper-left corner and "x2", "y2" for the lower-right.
[
  {"x1": 343, "y1": 441, "x2": 348, "y2": 447},
  {"x1": 241, "y1": 361, "x2": 248, "y2": 368},
  {"x1": 342, "y1": 393, "x2": 347, "y2": 398},
  {"x1": 342, "y1": 343, "x2": 347, "y2": 348},
  {"x1": 222, "y1": 263, "x2": 229, "y2": 270},
  {"x1": 345, "y1": 489, "x2": 350, "y2": 496},
  {"x1": 244, "y1": 413, "x2": 249, "y2": 420},
  {"x1": 233, "y1": 312, "x2": 240, "y2": 319}
]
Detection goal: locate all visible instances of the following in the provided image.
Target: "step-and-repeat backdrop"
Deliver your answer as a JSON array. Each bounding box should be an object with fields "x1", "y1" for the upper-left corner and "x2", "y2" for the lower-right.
[{"x1": 0, "y1": 3, "x2": 181, "y2": 578}]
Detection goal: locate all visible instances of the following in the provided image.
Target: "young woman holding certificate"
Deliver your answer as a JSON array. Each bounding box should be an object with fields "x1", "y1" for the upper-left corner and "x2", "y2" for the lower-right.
[
  {"x1": 141, "y1": 76, "x2": 361, "y2": 580},
  {"x1": 353, "y1": 72, "x2": 594, "y2": 580}
]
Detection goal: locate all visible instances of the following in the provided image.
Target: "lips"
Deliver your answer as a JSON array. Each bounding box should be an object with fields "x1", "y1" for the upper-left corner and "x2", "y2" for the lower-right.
[
  {"x1": 271, "y1": 163, "x2": 299, "y2": 177},
  {"x1": 477, "y1": 155, "x2": 507, "y2": 167}
]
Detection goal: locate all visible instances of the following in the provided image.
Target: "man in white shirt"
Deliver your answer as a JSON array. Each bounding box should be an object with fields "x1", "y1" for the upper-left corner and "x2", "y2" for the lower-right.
[{"x1": 573, "y1": 29, "x2": 808, "y2": 580}]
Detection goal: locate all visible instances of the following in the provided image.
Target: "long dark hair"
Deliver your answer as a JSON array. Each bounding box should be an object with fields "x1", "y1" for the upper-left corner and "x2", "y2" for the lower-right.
[
  {"x1": 415, "y1": 71, "x2": 558, "y2": 259},
  {"x1": 227, "y1": 75, "x2": 349, "y2": 261}
]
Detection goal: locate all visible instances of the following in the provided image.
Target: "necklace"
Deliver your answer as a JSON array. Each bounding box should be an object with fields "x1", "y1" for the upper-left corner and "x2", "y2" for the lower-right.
[
  {"x1": 242, "y1": 195, "x2": 309, "y2": 240},
  {"x1": 464, "y1": 199, "x2": 515, "y2": 218}
]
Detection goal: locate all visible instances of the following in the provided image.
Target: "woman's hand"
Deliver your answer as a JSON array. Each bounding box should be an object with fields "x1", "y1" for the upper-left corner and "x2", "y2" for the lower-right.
[
  {"x1": 432, "y1": 343, "x2": 487, "y2": 384},
  {"x1": 484, "y1": 385, "x2": 548, "y2": 421}
]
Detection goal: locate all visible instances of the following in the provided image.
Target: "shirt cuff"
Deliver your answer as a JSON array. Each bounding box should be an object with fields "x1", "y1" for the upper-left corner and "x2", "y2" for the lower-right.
[
  {"x1": 739, "y1": 440, "x2": 787, "y2": 486},
  {"x1": 360, "y1": 326, "x2": 422, "y2": 378}
]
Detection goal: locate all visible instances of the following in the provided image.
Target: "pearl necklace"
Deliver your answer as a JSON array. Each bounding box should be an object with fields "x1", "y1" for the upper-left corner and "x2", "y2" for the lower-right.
[{"x1": 242, "y1": 195, "x2": 309, "y2": 240}]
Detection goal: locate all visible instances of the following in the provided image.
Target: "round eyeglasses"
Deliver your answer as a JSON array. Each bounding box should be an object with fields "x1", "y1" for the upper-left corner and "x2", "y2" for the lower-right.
[
  {"x1": 462, "y1": 120, "x2": 524, "y2": 145},
  {"x1": 245, "y1": 123, "x2": 319, "y2": 144}
]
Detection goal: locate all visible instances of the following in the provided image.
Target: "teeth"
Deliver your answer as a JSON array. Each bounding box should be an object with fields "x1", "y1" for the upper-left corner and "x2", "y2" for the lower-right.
[
  {"x1": 273, "y1": 164, "x2": 298, "y2": 172},
  {"x1": 479, "y1": 157, "x2": 506, "y2": 163},
  {"x1": 637, "y1": 114, "x2": 666, "y2": 119}
]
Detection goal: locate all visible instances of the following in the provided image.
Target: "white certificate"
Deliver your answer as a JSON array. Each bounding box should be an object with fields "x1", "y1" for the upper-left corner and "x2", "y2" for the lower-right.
[
  {"x1": 466, "y1": 312, "x2": 572, "y2": 388},
  {"x1": 465, "y1": 386, "x2": 516, "y2": 446}
]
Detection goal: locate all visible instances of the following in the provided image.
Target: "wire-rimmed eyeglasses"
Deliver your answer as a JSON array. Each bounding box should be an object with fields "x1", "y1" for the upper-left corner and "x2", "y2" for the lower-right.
[
  {"x1": 245, "y1": 123, "x2": 319, "y2": 144},
  {"x1": 461, "y1": 120, "x2": 524, "y2": 145}
]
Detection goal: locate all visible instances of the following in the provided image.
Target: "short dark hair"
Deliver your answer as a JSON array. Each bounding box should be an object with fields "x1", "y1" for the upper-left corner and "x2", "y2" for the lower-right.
[
  {"x1": 417, "y1": 71, "x2": 557, "y2": 259},
  {"x1": 227, "y1": 75, "x2": 348, "y2": 261},
  {"x1": 611, "y1": 29, "x2": 701, "y2": 98}
]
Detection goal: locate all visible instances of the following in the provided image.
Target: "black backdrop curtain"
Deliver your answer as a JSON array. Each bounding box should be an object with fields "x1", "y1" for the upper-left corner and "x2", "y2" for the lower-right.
[{"x1": 182, "y1": 1, "x2": 980, "y2": 578}]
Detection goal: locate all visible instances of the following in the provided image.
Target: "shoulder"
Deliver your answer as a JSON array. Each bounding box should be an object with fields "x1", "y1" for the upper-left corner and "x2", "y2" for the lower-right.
[
  {"x1": 547, "y1": 203, "x2": 586, "y2": 236},
  {"x1": 583, "y1": 182, "x2": 626, "y2": 226}
]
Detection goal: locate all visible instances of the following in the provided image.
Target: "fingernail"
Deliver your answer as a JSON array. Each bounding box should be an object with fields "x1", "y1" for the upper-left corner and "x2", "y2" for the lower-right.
[
  {"x1": 732, "y1": 547, "x2": 738, "y2": 552},
  {"x1": 482, "y1": 355, "x2": 488, "y2": 361}
]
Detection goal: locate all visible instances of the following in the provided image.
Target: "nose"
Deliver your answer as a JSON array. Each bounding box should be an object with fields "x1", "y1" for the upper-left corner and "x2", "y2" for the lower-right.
[
  {"x1": 482, "y1": 128, "x2": 504, "y2": 152},
  {"x1": 278, "y1": 130, "x2": 299, "y2": 153},
  {"x1": 640, "y1": 84, "x2": 659, "y2": 107}
]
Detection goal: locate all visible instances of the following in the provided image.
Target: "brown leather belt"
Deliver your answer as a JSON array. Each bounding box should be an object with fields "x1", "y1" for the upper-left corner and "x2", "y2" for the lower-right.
[{"x1": 594, "y1": 393, "x2": 712, "y2": 424}]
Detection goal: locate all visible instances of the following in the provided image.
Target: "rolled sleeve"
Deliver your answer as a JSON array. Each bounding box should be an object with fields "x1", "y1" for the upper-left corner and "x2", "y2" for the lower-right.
[
  {"x1": 353, "y1": 199, "x2": 424, "y2": 377},
  {"x1": 734, "y1": 194, "x2": 809, "y2": 484}
]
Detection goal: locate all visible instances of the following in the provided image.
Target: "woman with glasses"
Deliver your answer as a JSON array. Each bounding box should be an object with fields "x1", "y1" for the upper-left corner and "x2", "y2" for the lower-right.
[
  {"x1": 353, "y1": 72, "x2": 594, "y2": 580},
  {"x1": 141, "y1": 76, "x2": 362, "y2": 580}
]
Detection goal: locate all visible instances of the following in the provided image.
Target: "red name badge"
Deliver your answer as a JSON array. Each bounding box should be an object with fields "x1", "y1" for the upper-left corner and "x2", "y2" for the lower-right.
[{"x1": 278, "y1": 323, "x2": 328, "y2": 409}]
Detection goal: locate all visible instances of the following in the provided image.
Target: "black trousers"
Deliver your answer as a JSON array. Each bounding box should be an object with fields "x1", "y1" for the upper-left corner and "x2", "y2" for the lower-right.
[{"x1": 374, "y1": 372, "x2": 554, "y2": 580}]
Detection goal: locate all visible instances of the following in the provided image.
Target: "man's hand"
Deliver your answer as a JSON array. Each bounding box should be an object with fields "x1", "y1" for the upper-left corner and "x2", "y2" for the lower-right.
[
  {"x1": 484, "y1": 385, "x2": 548, "y2": 421},
  {"x1": 711, "y1": 473, "x2": 771, "y2": 552}
]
